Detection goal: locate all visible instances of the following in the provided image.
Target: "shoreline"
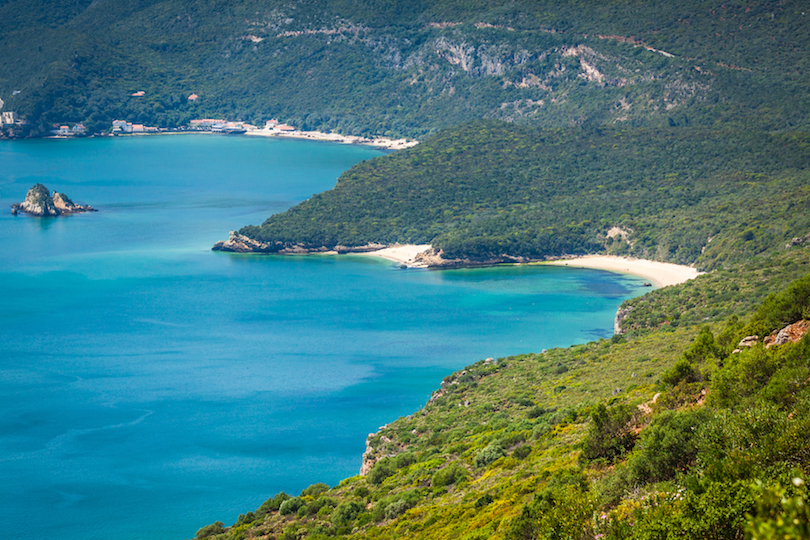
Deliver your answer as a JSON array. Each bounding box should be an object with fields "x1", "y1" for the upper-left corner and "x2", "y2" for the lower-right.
[
  {"x1": 245, "y1": 128, "x2": 418, "y2": 150},
  {"x1": 354, "y1": 244, "x2": 433, "y2": 267},
  {"x1": 356, "y1": 245, "x2": 702, "y2": 288},
  {"x1": 543, "y1": 255, "x2": 702, "y2": 287},
  {"x1": 40, "y1": 128, "x2": 419, "y2": 150}
]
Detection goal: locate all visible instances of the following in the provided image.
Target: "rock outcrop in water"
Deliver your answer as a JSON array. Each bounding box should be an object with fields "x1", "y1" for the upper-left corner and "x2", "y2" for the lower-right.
[{"x1": 11, "y1": 184, "x2": 96, "y2": 216}]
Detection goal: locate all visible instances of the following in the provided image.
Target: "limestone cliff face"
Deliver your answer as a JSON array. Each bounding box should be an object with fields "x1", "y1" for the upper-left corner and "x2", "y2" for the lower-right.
[{"x1": 11, "y1": 184, "x2": 96, "y2": 216}]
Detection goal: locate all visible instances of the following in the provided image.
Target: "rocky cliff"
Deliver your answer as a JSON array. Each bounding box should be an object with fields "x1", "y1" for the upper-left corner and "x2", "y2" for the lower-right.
[{"x1": 11, "y1": 184, "x2": 96, "y2": 216}]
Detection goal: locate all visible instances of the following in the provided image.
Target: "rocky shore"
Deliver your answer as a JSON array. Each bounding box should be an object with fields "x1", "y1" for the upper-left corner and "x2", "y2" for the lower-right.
[
  {"x1": 11, "y1": 184, "x2": 96, "y2": 216},
  {"x1": 211, "y1": 231, "x2": 389, "y2": 255},
  {"x1": 211, "y1": 234, "x2": 530, "y2": 268}
]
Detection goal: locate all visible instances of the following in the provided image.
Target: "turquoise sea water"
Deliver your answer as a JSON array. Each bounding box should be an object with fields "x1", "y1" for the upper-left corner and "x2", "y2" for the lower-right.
[{"x1": 0, "y1": 135, "x2": 650, "y2": 540}]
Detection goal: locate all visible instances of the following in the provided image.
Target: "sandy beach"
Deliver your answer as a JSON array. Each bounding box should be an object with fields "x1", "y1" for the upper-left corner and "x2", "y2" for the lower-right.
[
  {"x1": 245, "y1": 128, "x2": 418, "y2": 150},
  {"x1": 360, "y1": 246, "x2": 701, "y2": 287},
  {"x1": 544, "y1": 255, "x2": 702, "y2": 287},
  {"x1": 359, "y1": 244, "x2": 433, "y2": 267}
]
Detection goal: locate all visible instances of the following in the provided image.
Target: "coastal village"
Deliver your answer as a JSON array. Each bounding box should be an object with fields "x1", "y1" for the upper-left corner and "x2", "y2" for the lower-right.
[
  {"x1": 108, "y1": 114, "x2": 417, "y2": 149},
  {"x1": 1, "y1": 91, "x2": 417, "y2": 148}
]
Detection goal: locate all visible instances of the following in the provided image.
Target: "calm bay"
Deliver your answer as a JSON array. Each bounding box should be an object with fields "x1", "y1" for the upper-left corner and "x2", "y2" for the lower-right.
[{"x1": 0, "y1": 135, "x2": 649, "y2": 540}]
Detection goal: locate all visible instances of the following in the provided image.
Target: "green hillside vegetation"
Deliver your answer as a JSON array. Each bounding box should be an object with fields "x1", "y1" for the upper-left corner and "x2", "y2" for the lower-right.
[
  {"x1": 193, "y1": 247, "x2": 810, "y2": 540},
  {"x1": 1, "y1": 0, "x2": 809, "y2": 137},
  {"x1": 239, "y1": 121, "x2": 810, "y2": 268}
]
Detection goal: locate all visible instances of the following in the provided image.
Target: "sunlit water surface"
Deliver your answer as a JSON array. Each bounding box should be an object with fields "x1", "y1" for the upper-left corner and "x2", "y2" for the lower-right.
[{"x1": 0, "y1": 135, "x2": 649, "y2": 540}]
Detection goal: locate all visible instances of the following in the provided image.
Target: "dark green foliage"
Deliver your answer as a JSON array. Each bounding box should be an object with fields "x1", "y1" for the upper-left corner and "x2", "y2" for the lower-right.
[
  {"x1": 256, "y1": 491, "x2": 291, "y2": 515},
  {"x1": 331, "y1": 500, "x2": 364, "y2": 526},
  {"x1": 745, "y1": 273, "x2": 810, "y2": 337},
  {"x1": 711, "y1": 322, "x2": 810, "y2": 408},
  {"x1": 580, "y1": 403, "x2": 636, "y2": 463},
  {"x1": 195, "y1": 521, "x2": 224, "y2": 539},
  {"x1": 613, "y1": 480, "x2": 754, "y2": 540},
  {"x1": 746, "y1": 477, "x2": 810, "y2": 540},
  {"x1": 512, "y1": 445, "x2": 531, "y2": 460},
  {"x1": 301, "y1": 483, "x2": 330, "y2": 498},
  {"x1": 660, "y1": 358, "x2": 702, "y2": 387},
  {"x1": 626, "y1": 408, "x2": 710, "y2": 485},
  {"x1": 241, "y1": 123, "x2": 810, "y2": 266},
  {"x1": 475, "y1": 494, "x2": 494, "y2": 508},
  {"x1": 5, "y1": 0, "x2": 810, "y2": 139},
  {"x1": 367, "y1": 458, "x2": 396, "y2": 485},
  {"x1": 474, "y1": 440, "x2": 506, "y2": 467},
  {"x1": 278, "y1": 497, "x2": 305, "y2": 516},
  {"x1": 431, "y1": 462, "x2": 467, "y2": 487},
  {"x1": 526, "y1": 405, "x2": 546, "y2": 419},
  {"x1": 507, "y1": 484, "x2": 595, "y2": 540},
  {"x1": 367, "y1": 453, "x2": 417, "y2": 485},
  {"x1": 682, "y1": 327, "x2": 722, "y2": 364}
]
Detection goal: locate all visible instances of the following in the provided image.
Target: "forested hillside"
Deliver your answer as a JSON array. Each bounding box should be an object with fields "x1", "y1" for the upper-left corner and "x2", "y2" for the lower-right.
[
  {"x1": 234, "y1": 121, "x2": 810, "y2": 269},
  {"x1": 1, "y1": 0, "x2": 809, "y2": 137}
]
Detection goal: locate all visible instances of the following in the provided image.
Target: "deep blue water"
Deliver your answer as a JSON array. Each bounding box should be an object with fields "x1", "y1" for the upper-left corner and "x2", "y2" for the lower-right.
[{"x1": 0, "y1": 135, "x2": 649, "y2": 540}]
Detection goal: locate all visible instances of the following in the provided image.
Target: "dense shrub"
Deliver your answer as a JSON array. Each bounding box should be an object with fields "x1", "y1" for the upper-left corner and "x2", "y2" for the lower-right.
[
  {"x1": 580, "y1": 403, "x2": 636, "y2": 463},
  {"x1": 332, "y1": 501, "x2": 364, "y2": 526},
  {"x1": 475, "y1": 441, "x2": 506, "y2": 467},
  {"x1": 279, "y1": 497, "x2": 305, "y2": 516},
  {"x1": 746, "y1": 477, "x2": 810, "y2": 540},
  {"x1": 196, "y1": 521, "x2": 224, "y2": 539},
  {"x1": 626, "y1": 408, "x2": 710, "y2": 484},
  {"x1": 385, "y1": 500, "x2": 409, "y2": 520},
  {"x1": 432, "y1": 462, "x2": 467, "y2": 487},
  {"x1": 506, "y1": 484, "x2": 595, "y2": 540},
  {"x1": 256, "y1": 492, "x2": 292, "y2": 515},
  {"x1": 301, "y1": 483, "x2": 330, "y2": 498},
  {"x1": 745, "y1": 273, "x2": 810, "y2": 337}
]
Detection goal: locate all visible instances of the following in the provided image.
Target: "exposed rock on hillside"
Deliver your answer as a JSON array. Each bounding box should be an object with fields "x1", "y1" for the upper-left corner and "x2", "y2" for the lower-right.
[
  {"x1": 732, "y1": 320, "x2": 810, "y2": 353},
  {"x1": 764, "y1": 319, "x2": 810, "y2": 348},
  {"x1": 11, "y1": 184, "x2": 96, "y2": 216}
]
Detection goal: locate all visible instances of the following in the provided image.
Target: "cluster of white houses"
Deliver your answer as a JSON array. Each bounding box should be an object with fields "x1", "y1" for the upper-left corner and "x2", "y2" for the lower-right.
[
  {"x1": 52, "y1": 124, "x2": 86, "y2": 136},
  {"x1": 188, "y1": 118, "x2": 296, "y2": 133},
  {"x1": 111, "y1": 120, "x2": 159, "y2": 134},
  {"x1": 108, "y1": 117, "x2": 302, "y2": 136}
]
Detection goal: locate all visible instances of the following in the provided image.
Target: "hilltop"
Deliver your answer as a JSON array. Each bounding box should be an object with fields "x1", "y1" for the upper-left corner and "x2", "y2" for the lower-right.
[{"x1": 1, "y1": 0, "x2": 809, "y2": 137}]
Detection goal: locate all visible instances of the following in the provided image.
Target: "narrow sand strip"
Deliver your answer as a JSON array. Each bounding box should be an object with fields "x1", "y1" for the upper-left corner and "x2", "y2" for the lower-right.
[
  {"x1": 360, "y1": 245, "x2": 702, "y2": 286},
  {"x1": 361, "y1": 244, "x2": 433, "y2": 267},
  {"x1": 544, "y1": 255, "x2": 702, "y2": 287},
  {"x1": 245, "y1": 129, "x2": 418, "y2": 150}
]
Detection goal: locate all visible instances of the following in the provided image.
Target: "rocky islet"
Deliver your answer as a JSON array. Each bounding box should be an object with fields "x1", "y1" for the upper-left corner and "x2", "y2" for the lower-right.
[{"x1": 11, "y1": 183, "x2": 96, "y2": 216}]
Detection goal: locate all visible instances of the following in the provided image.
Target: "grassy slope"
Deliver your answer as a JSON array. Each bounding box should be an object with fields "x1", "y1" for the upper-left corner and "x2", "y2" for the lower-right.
[{"x1": 196, "y1": 247, "x2": 810, "y2": 540}]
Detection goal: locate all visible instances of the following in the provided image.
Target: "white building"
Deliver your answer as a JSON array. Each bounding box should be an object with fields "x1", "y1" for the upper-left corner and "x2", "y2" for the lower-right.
[
  {"x1": 112, "y1": 120, "x2": 133, "y2": 133},
  {"x1": 1, "y1": 111, "x2": 19, "y2": 125}
]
